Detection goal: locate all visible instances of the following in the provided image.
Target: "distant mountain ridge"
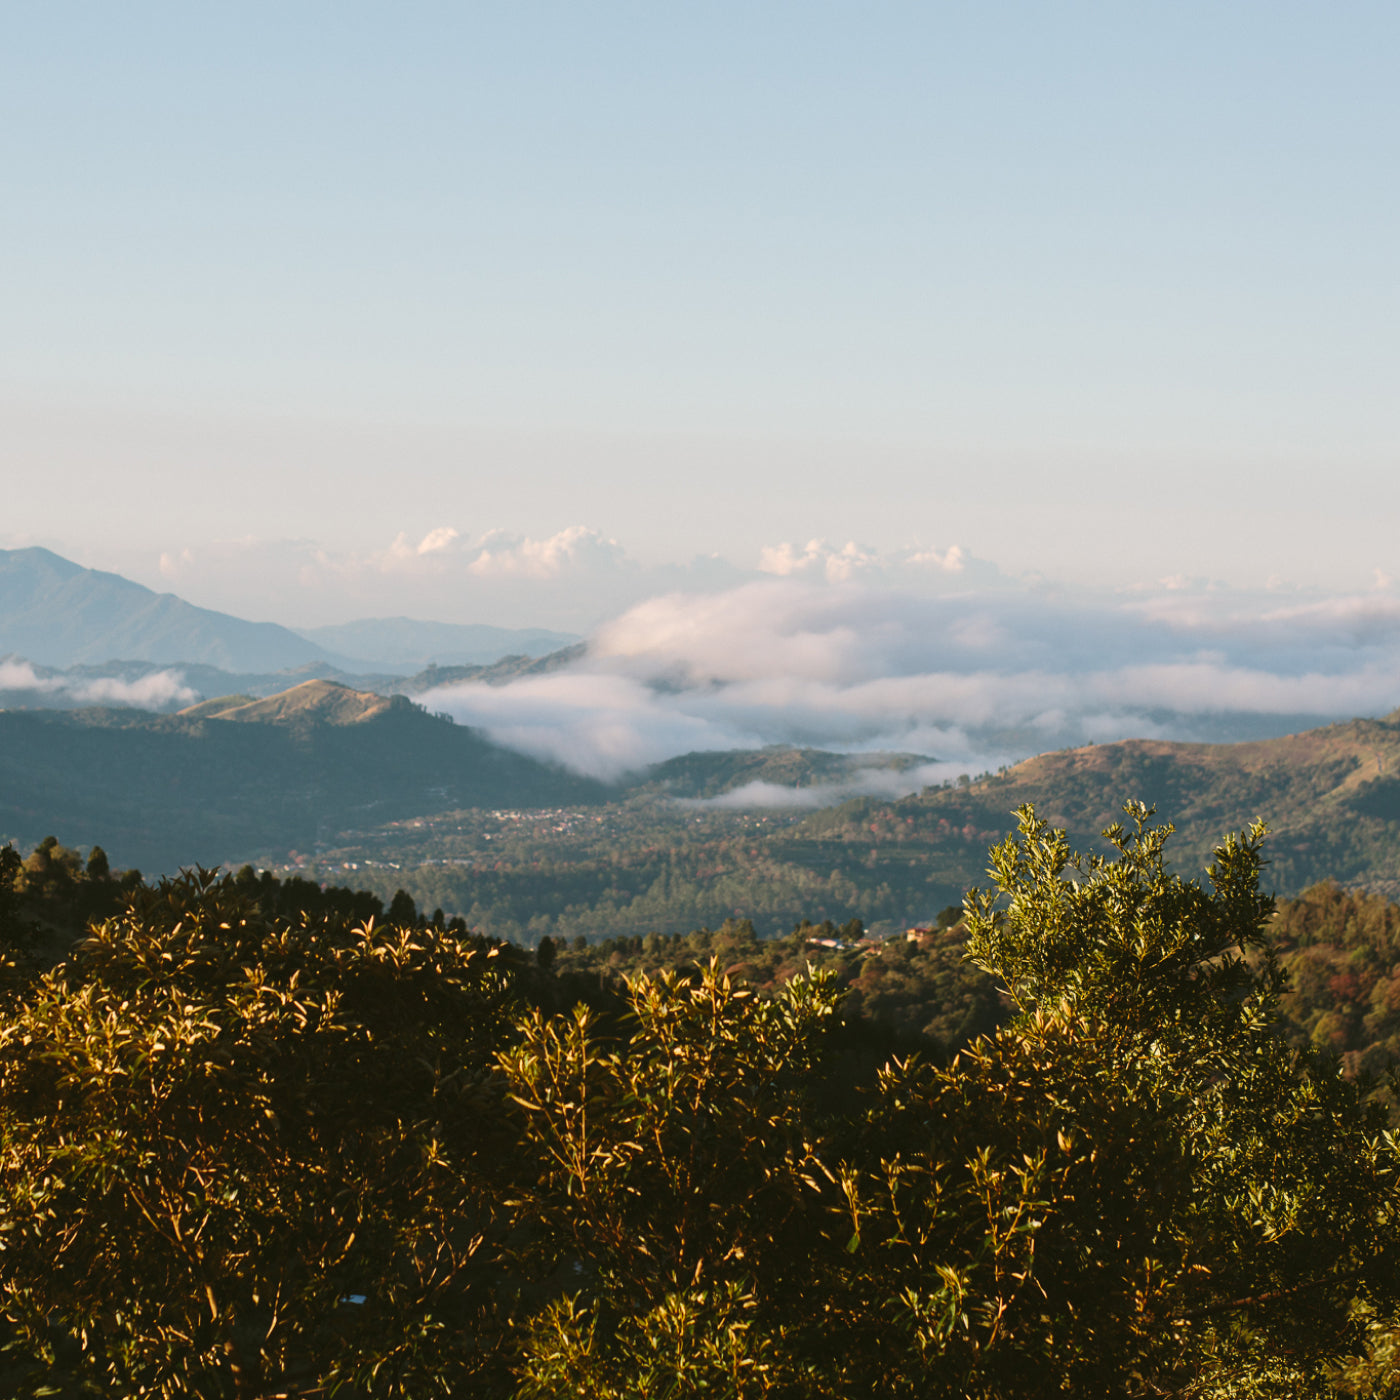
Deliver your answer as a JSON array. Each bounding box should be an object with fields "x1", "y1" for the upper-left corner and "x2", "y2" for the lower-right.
[
  {"x1": 293, "y1": 617, "x2": 578, "y2": 668},
  {"x1": 0, "y1": 547, "x2": 347, "y2": 671},
  {"x1": 0, "y1": 649, "x2": 588, "y2": 714},
  {"x1": 0, "y1": 547, "x2": 585, "y2": 675}
]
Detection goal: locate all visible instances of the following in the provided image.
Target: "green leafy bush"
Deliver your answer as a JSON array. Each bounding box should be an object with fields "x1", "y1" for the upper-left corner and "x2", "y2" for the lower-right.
[{"x1": 0, "y1": 870, "x2": 519, "y2": 1397}]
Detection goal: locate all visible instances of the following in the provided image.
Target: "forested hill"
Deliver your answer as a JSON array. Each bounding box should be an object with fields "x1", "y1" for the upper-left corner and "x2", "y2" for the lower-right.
[
  {"x1": 628, "y1": 746, "x2": 931, "y2": 799},
  {"x1": 797, "y1": 709, "x2": 1400, "y2": 899},
  {"x1": 0, "y1": 679, "x2": 605, "y2": 872}
]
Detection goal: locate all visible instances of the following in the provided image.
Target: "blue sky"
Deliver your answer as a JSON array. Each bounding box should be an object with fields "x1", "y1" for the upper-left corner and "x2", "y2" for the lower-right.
[{"x1": 3, "y1": 3, "x2": 1399, "y2": 621}]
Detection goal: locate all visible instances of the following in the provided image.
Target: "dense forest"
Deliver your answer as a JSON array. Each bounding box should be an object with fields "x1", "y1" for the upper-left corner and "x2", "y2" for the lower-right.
[{"x1": 2, "y1": 808, "x2": 1400, "y2": 1397}]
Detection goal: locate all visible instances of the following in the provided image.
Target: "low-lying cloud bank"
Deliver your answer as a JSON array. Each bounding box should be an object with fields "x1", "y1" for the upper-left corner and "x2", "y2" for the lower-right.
[
  {"x1": 0, "y1": 658, "x2": 197, "y2": 709},
  {"x1": 419, "y1": 578, "x2": 1400, "y2": 792}
]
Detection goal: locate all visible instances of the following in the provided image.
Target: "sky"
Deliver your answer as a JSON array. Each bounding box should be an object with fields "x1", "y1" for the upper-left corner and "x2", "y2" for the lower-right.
[{"x1": 3, "y1": 2, "x2": 1400, "y2": 630}]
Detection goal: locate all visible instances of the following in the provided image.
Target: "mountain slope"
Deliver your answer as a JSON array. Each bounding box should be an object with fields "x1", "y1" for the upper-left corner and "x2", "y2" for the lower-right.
[
  {"x1": 0, "y1": 680, "x2": 606, "y2": 872},
  {"x1": 0, "y1": 548, "x2": 342, "y2": 671},
  {"x1": 631, "y1": 747, "x2": 932, "y2": 799},
  {"x1": 788, "y1": 712, "x2": 1400, "y2": 898}
]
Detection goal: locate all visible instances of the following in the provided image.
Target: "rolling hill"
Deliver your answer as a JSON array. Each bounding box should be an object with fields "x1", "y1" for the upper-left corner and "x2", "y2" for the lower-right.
[
  {"x1": 274, "y1": 713, "x2": 1400, "y2": 947},
  {"x1": 9, "y1": 670, "x2": 1400, "y2": 929},
  {"x1": 0, "y1": 679, "x2": 606, "y2": 872},
  {"x1": 630, "y1": 746, "x2": 932, "y2": 800},
  {"x1": 791, "y1": 710, "x2": 1400, "y2": 899}
]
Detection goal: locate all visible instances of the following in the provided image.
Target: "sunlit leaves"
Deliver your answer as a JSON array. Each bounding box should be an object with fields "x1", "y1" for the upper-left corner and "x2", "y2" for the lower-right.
[{"x1": 0, "y1": 870, "x2": 518, "y2": 1397}]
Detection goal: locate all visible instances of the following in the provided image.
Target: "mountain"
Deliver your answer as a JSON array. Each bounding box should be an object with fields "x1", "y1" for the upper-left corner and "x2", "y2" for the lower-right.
[
  {"x1": 0, "y1": 547, "x2": 346, "y2": 671},
  {"x1": 293, "y1": 617, "x2": 579, "y2": 669},
  {"x1": 631, "y1": 747, "x2": 933, "y2": 800},
  {"x1": 791, "y1": 710, "x2": 1400, "y2": 899},
  {"x1": 0, "y1": 679, "x2": 606, "y2": 872},
  {"x1": 0, "y1": 548, "x2": 584, "y2": 676}
]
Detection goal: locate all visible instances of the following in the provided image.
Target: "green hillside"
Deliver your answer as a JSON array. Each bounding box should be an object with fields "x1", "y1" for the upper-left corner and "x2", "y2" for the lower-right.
[
  {"x1": 0, "y1": 680, "x2": 605, "y2": 872},
  {"x1": 293, "y1": 710, "x2": 1400, "y2": 945},
  {"x1": 796, "y1": 710, "x2": 1400, "y2": 899},
  {"x1": 628, "y1": 745, "x2": 931, "y2": 799}
]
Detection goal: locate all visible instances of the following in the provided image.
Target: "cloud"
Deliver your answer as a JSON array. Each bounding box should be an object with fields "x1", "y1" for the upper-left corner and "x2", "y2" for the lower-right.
[
  {"x1": 421, "y1": 577, "x2": 1400, "y2": 792},
  {"x1": 0, "y1": 658, "x2": 197, "y2": 708},
  {"x1": 419, "y1": 672, "x2": 753, "y2": 779},
  {"x1": 415, "y1": 526, "x2": 459, "y2": 555},
  {"x1": 687, "y1": 760, "x2": 986, "y2": 810},
  {"x1": 0, "y1": 659, "x2": 51, "y2": 692},
  {"x1": 756, "y1": 538, "x2": 998, "y2": 589},
  {"x1": 758, "y1": 539, "x2": 881, "y2": 583},
  {"x1": 466, "y1": 526, "x2": 631, "y2": 581},
  {"x1": 158, "y1": 547, "x2": 195, "y2": 578},
  {"x1": 78, "y1": 538, "x2": 1400, "y2": 807}
]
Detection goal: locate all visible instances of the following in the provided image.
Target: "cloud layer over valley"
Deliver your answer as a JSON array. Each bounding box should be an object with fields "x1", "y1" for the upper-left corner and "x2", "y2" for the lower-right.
[{"x1": 418, "y1": 578, "x2": 1400, "y2": 790}]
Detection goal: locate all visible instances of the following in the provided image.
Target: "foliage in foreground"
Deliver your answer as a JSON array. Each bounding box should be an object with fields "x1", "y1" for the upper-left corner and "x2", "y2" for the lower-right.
[
  {"x1": 0, "y1": 872, "x2": 518, "y2": 1396},
  {"x1": 1, "y1": 805, "x2": 1398, "y2": 1396}
]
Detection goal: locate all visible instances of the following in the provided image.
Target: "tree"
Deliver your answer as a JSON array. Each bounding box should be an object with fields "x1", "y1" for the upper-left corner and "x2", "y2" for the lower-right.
[
  {"x1": 832, "y1": 803, "x2": 1400, "y2": 1398},
  {"x1": 0, "y1": 844, "x2": 33, "y2": 997},
  {"x1": 388, "y1": 887, "x2": 419, "y2": 926},
  {"x1": 499, "y1": 959, "x2": 842, "y2": 1398},
  {"x1": 0, "y1": 870, "x2": 520, "y2": 1398}
]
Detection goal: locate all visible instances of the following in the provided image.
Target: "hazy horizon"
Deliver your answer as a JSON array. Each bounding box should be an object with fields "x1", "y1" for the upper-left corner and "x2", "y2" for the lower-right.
[
  {"x1": 6, "y1": 541, "x2": 1400, "y2": 795},
  {"x1": 5, "y1": 4, "x2": 1399, "y2": 790},
  {"x1": 5, "y1": 4, "x2": 1400, "y2": 615}
]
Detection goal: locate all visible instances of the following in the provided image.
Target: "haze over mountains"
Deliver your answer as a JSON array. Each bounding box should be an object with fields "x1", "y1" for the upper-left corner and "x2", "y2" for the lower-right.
[
  {"x1": 6, "y1": 544, "x2": 1400, "y2": 927},
  {"x1": 0, "y1": 547, "x2": 342, "y2": 672},
  {"x1": 8, "y1": 544, "x2": 1400, "y2": 840},
  {"x1": 0, "y1": 548, "x2": 578, "y2": 677}
]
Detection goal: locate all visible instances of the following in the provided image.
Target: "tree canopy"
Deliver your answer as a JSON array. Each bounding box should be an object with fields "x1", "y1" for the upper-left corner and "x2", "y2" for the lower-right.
[{"x1": 0, "y1": 804, "x2": 1397, "y2": 1397}]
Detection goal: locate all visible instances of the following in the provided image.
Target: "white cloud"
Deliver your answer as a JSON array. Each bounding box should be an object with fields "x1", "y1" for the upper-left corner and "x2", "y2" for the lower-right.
[
  {"x1": 70, "y1": 672, "x2": 199, "y2": 707},
  {"x1": 0, "y1": 659, "x2": 196, "y2": 708},
  {"x1": 124, "y1": 526, "x2": 654, "y2": 630},
  {"x1": 686, "y1": 760, "x2": 989, "y2": 810},
  {"x1": 756, "y1": 538, "x2": 990, "y2": 588},
  {"x1": 417, "y1": 672, "x2": 751, "y2": 779},
  {"x1": 758, "y1": 538, "x2": 880, "y2": 583},
  {"x1": 416, "y1": 526, "x2": 459, "y2": 555},
  {"x1": 466, "y1": 526, "x2": 630, "y2": 581},
  {"x1": 158, "y1": 547, "x2": 195, "y2": 579},
  {"x1": 421, "y1": 577, "x2": 1400, "y2": 792},
  {"x1": 0, "y1": 659, "x2": 53, "y2": 692},
  {"x1": 116, "y1": 528, "x2": 1012, "y2": 634}
]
